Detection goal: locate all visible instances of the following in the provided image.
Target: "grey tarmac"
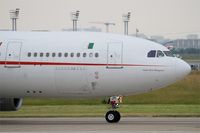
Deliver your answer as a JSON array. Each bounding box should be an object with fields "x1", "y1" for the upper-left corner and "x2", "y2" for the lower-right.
[{"x1": 0, "y1": 117, "x2": 200, "y2": 133}]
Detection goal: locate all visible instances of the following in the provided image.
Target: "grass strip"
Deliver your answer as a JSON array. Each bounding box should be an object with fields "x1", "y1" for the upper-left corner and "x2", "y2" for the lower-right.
[{"x1": 0, "y1": 104, "x2": 200, "y2": 117}]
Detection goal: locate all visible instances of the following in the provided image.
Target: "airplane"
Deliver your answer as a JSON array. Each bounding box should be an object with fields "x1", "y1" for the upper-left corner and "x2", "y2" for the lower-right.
[{"x1": 0, "y1": 31, "x2": 191, "y2": 123}]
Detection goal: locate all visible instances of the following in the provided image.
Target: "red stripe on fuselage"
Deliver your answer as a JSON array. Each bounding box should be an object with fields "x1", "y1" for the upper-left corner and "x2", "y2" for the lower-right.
[{"x1": 0, "y1": 61, "x2": 167, "y2": 67}]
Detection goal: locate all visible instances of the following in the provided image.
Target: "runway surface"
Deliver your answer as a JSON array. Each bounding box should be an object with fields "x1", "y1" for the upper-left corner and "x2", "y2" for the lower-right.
[{"x1": 0, "y1": 117, "x2": 200, "y2": 133}]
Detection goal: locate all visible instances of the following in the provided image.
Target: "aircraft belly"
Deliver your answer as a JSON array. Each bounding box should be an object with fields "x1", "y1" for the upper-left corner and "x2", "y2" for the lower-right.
[
  {"x1": 0, "y1": 66, "x2": 56, "y2": 97},
  {"x1": 0, "y1": 65, "x2": 176, "y2": 98},
  {"x1": 55, "y1": 66, "x2": 90, "y2": 94},
  {"x1": 86, "y1": 67, "x2": 141, "y2": 97},
  {"x1": 54, "y1": 67, "x2": 139, "y2": 97}
]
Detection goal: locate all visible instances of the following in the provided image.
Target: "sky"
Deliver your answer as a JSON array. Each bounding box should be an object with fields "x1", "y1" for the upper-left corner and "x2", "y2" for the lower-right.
[{"x1": 0, "y1": 0, "x2": 200, "y2": 39}]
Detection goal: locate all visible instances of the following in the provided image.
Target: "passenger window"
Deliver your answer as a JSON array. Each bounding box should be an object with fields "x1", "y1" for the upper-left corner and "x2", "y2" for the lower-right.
[
  {"x1": 64, "y1": 53, "x2": 68, "y2": 57},
  {"x1": 157, "y1": 50, "x2": 165, "y2": 58},
  {"x1": 83, "y1": 53, "x2": 87, "y2": 57},
  {"x1": 95, "y1": 53, "x2": 99, "y2": 58},
  {"x1": 40, "y1": 53, "x2": 44, "y2": 57},
  {"x1": 147, "y1": 50, "x2": 156, "y2": 57},
  {"x1": 77, "y1": 53, "x2": 80, "y2": 57},
  {"x1": 89, "y1": 53, "x2": 93, "y2": 57},
  {"x1": 70, "y1": 53, "x2": 74, "y2": 57},
  {"x1": 28, "y1": 52, "x2": 31, "y2": 57},
  {"x1": 46, "y1": 53, "x2": 50, "y2": 57},
  {"x1": 52, "y1": 53, "x2": 56, "y2": 57},
  {"x1": 58, "y1": 53, "x2": 62, "y2": 57},
  {"x1": 34, "y1": 53, "x2": 37, "y2": 57}
]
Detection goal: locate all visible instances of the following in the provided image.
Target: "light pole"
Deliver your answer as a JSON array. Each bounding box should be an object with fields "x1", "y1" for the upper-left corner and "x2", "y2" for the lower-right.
[
  {"x1": 122, "y1": 12, "x2": 131, "y2": 35},
  {"x1": 71, "y1": 10, "x2": 79, "y2": 31},
  {"x1": 9, "y1": 8, "x2": 20, "y2": 31}
]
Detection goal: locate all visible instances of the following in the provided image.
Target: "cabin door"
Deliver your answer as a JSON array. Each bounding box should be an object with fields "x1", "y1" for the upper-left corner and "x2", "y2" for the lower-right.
[
  {"x1": 107, "y1": 42, "x2": 123, "y2": 68},
  {"x1": 5, "y1": 41, "x2": 22, "y2": 68}
]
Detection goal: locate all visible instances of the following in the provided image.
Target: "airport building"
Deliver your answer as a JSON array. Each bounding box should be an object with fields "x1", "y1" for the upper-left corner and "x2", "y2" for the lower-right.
[
  {"x1": 62, "y1": 26, "x2": 102, "y2": 32},
  {"x1": 170, "y1": 39, "x2": 200, "y2": 49},
  {"x1": 164, "y1": 34, "x2": 200, "y2": 49}
]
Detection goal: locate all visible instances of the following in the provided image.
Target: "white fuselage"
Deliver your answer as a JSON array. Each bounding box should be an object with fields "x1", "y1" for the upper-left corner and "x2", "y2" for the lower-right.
[{"x1": 0, "y1": 31, "x2": 191, "y2": 98}]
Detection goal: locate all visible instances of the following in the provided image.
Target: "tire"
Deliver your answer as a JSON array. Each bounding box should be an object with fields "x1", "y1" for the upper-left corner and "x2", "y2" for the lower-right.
[
  {"x1": 105, "y1": 110, "x2": 121, "y2": 123},
  {"x1": 114, "y1": 111, "x2": 121, "y2": 123}
]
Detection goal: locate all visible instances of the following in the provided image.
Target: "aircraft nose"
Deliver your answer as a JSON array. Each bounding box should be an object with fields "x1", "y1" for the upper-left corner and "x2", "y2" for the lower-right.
[{"x1": 175, "y1": 59, "x2": 191, "y2": 80}]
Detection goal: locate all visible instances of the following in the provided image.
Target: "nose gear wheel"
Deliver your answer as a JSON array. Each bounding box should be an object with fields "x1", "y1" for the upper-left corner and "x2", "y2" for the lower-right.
[{"x1": 105, "y1": 110, "x2": 121, "y2": 123}]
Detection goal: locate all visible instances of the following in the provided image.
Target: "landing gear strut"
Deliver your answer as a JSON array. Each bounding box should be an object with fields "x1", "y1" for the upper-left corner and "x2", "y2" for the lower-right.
[{"x1": 105, "y1": 96, "x2": 123, "y2": 123}]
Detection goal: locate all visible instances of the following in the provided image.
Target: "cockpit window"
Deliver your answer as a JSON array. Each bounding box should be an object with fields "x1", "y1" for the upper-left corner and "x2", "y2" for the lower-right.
[
  {"x1": 157, "y1": 50, "x2": 165, "y2": 57},
  {"x1": 163, "y1": 51, "x2": 174, "y2": 57},
  {"x1": 147, "y1": 50, "x2": 156, "y2": 57}
]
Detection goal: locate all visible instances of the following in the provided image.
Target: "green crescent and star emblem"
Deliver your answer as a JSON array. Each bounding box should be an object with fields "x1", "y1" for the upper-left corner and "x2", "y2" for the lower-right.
[{"x1": 88, "y1": 42, "x2": 94, "y2": 49}]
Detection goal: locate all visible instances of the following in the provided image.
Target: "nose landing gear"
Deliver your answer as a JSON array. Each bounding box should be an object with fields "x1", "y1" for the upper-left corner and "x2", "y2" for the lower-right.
[{"x1": 105, "y1": 96, "x2": 123, "y2": 123}]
